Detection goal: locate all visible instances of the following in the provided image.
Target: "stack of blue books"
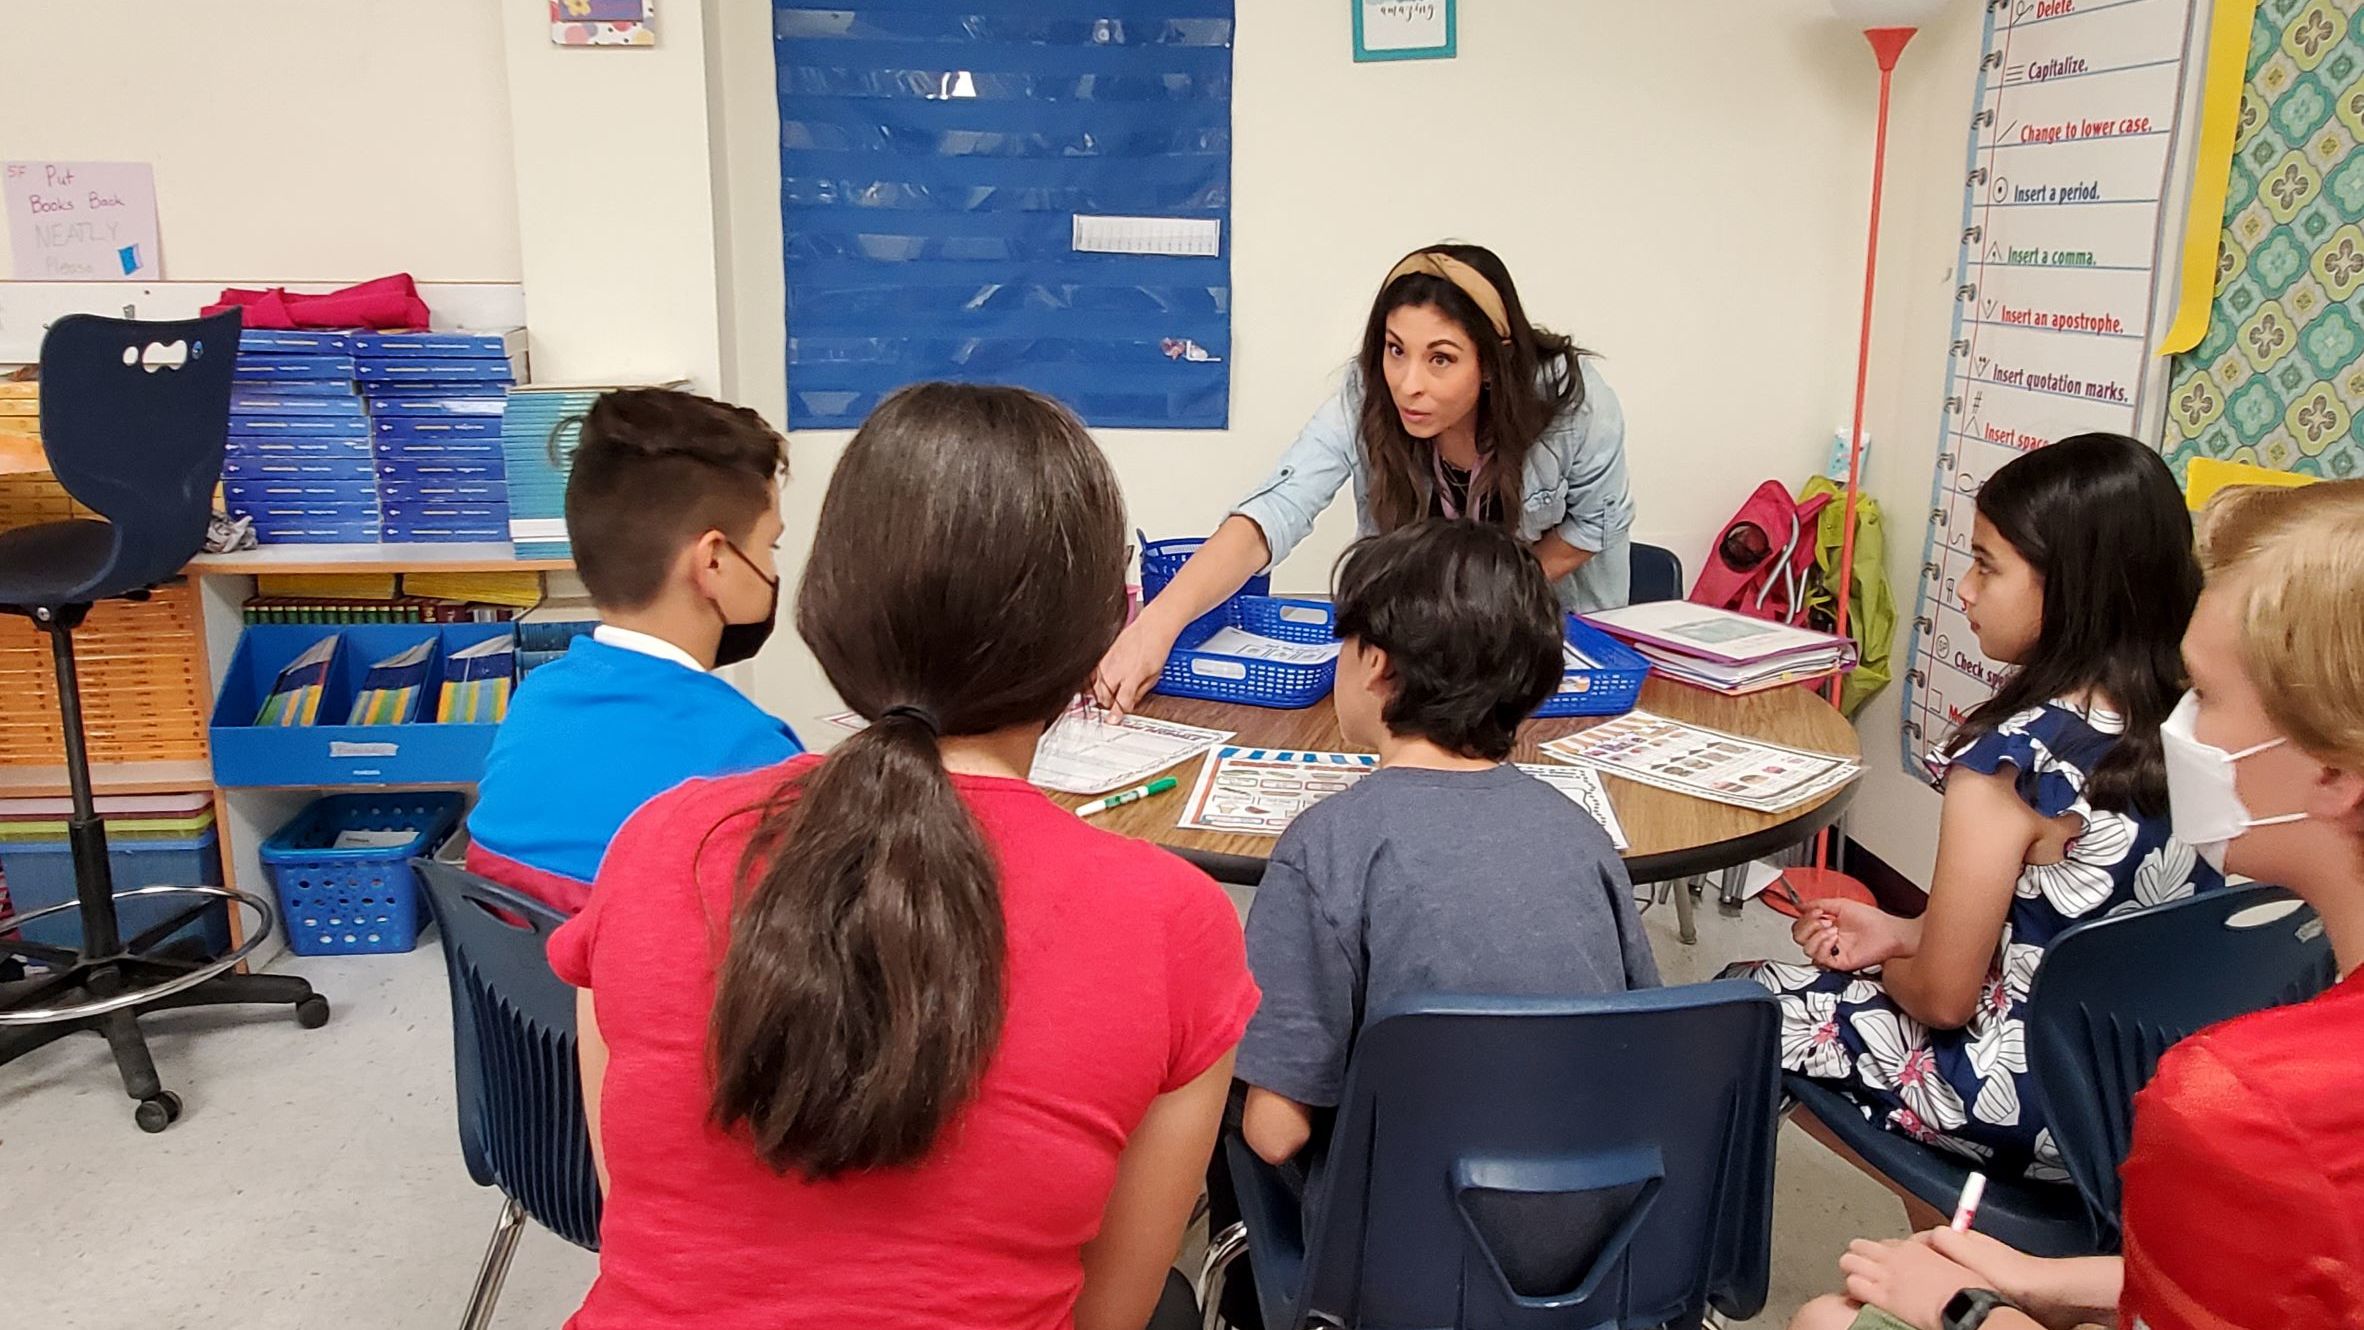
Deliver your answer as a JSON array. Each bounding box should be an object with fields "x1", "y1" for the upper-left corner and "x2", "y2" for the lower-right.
[
  {"x1": 499, "y1": 385, "x2": 603, "y2": 560},
  {"x1": 357, "y1": 330, "x2": 524, "y2": 543},
  {"x1": 225, "y1": 331, "x2": 379, "y2": 544}
]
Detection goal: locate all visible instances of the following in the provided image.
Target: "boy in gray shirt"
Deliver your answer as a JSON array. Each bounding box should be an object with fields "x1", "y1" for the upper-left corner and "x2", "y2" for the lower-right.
[{"x1": 1236, "y1": 519, "x2": 1661, "y2": 1167}]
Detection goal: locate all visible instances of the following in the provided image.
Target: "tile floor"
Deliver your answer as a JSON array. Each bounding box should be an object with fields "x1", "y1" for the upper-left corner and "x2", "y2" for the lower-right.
[{"x1": 0, "y1": 882, "x2": 1904, "y2": 1329}]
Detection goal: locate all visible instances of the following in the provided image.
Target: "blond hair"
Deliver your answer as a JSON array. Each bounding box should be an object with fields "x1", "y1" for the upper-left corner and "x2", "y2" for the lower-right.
[{"x1": 2198, "y1": 480, "x2": 2364, "y2": 768}]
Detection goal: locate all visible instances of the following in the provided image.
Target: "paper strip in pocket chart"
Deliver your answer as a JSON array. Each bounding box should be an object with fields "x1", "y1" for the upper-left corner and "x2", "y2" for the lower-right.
[{"x1": 1899, "y1": 0, "x2": 2208, "y2": 782}]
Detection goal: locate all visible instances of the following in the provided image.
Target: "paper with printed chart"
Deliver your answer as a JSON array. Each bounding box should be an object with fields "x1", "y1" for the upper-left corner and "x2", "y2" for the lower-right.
[
  {"x1": 1539, "y1": 711, "x2": 1860, "y2": 814},
  {"x1": 1176, "y1": 748, "x2": 1381, "y2": 836},
  {"x1": 1901, "y1": 0, "x2": 2211, "y2": 782},
  {"x1": 1192, "y1": 627, "x2": 1342, "y2": 665},
  {"x1": 1515, "y1": 763, "x2": 1628, "y2": 851},
  {"x1": 823, "y1": 708, "x2": 1232, "y2": 797}
]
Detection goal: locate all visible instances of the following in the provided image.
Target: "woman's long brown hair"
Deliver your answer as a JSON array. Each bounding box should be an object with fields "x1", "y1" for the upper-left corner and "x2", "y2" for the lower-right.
[
  {"x1": 1355, "y1": 242, "x2": 1589, "y2": 531},
  {"x1": 706, "y1": 382, "x2": 1130, "y2": 1179}
]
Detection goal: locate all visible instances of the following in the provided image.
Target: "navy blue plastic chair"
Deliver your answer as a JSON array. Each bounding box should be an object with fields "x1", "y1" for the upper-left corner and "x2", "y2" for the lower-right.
[
  {"x1": 1787, "y1": 883, "x2": 2336, "y2": 1257},
  {"x1": 417, "y1": 860, "x2": 603, "y2": 1330},
  {"x1": 1629, "y1": 543, "x2": 1685, "y2": 605},
  {"x1": 1205, "y1": 982, "x2": 1781, "y2": 1330},
  {"x1": 0, "y1": 313, "x2": 325, "y2": 1133}
]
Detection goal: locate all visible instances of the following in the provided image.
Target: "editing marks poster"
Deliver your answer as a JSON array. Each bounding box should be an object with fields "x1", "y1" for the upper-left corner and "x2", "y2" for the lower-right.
[{"x1": 1900, "y1": 0, "x2": 2203, "y2": 777}]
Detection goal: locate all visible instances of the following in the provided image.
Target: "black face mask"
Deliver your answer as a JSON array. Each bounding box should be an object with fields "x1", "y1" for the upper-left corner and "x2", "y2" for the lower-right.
[{"x1": 715, "y1": 539, "x2": 780, "y2": 668}]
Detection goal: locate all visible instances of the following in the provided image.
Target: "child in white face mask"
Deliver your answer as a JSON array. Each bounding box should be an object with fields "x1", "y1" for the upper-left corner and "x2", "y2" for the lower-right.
[{"x1": 1790, "y1": 478, "x2": 2364, "y2": 1330}]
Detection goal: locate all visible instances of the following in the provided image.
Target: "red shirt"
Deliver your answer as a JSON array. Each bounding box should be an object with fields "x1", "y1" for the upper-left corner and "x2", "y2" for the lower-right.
[
  {"x1": 464, "y1": 840, "x2": 591, "y2": 916},
  {"x1": 2119, "y1": 967, "x2": 2364, "y2": 1330},
  {"x1": 548, "y1": 755, "x2": 1259, "y2": 1330}
]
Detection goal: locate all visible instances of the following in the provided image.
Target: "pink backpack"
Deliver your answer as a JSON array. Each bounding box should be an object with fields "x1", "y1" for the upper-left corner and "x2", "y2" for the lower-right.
[{"x1": 1688, "y1": 480, "x2": 1833, "y2": 627}]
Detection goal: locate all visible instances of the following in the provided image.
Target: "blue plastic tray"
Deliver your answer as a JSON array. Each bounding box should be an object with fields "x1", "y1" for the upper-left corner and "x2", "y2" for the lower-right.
[
  {"x1": 260, "y1": 793, "x2": 462, "y2": 956},
  {"x1": 1157, "y1": 595, "x2": 1337, "y2": 709},
  {"x1": 1534, "y1": 616, "x2": 1652, "y2": 718},
  {"x1": 1139, "y1": 531, "x2": 1271, "y2": 646}
]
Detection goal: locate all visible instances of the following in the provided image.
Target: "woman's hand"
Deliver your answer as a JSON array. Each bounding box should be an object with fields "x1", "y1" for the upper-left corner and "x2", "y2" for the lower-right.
[
  {"x1": 1793, "y1": 899, "x2": 1916, "y2": 972},
  {"x1": 1837, "y1": 1237, "x2": 1983, "y2": 1330},
  {"x1": 1092, "y1": 614, "x2": 1181, "y2": 718}
]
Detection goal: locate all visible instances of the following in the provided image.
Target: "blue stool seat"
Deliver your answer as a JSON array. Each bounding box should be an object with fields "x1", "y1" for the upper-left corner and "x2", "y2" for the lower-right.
[
  {"x1": 0, "y1": 520, "x2": 116, "y2": 610},
  {"x1": 1784, "y1": 1077, "x2": 2094, "y2": 1257}
]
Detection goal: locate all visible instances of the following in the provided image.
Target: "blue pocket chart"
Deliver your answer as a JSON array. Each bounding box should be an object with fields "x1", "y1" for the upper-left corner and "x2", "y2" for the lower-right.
[{"x1": 775, "y1": 2, "x2": 1234, "y2": 429}]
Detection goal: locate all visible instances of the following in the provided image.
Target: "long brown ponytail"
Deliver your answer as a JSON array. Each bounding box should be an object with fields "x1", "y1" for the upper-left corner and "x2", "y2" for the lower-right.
[{"x1": 707, "y1": 382, "x2": 1129, "y2": 1179}]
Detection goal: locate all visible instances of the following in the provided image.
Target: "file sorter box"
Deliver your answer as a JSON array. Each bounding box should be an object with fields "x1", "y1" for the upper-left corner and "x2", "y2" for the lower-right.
[
  {"x1": 210, "y1": 624, "x2": 514, "y2": 786},
  {"x1": 238, "y1": 330, "x2": 355, "y2": 355},
  {"x1": 351, "y1": 329, "x2": 527, "y2": 362}
]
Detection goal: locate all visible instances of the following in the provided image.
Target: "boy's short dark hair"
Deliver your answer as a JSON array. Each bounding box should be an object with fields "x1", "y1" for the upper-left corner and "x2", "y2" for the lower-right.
[
  {"x1": 564, "y1": 388, "x2": 785, "y2": 610},
  {"x1": 1332, "y1": 520, "x2": 1565, "y2": 761}
]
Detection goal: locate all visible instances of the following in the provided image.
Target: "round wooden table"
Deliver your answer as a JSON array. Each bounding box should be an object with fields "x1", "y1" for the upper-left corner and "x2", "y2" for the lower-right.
[{"x1": 1051, "y1": 679, "x2": 1862, "y2": 891}]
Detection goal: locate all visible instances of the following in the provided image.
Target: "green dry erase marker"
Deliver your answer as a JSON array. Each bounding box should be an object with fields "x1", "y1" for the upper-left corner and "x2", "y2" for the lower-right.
[{"x1": 1076, "y1": 775, "x2": 1179, "y2": 818}]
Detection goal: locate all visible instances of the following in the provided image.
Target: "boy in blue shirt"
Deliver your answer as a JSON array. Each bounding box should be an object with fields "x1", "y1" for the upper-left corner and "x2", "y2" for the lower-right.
[
  {"x1": 467, "y1": 387, "x2": 802, "y2": 912},
  {"x1": 1235, "y1": 519, "x2": 1660, "y2": 1167}
]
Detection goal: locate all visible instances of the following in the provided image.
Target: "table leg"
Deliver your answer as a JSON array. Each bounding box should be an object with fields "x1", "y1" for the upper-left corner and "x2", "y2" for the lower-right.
[
  {"x1": 1670, "y1": 876, "x2": 1698, "y2": 946},
  {"x1": 1717, "y1": 864, "x2": 1747, "y2": 916}
]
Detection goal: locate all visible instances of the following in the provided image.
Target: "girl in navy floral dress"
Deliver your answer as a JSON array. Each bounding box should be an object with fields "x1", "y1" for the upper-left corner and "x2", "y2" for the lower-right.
[{"x1": 1741, "y1": 436, "x2": 2220, "y2": 1183}]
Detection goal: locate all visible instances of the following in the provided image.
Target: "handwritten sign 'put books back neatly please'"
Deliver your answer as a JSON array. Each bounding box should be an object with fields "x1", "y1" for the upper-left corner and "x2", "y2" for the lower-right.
[{"x1": 5, "y1": 161, "x2": 162, "y2": 281}]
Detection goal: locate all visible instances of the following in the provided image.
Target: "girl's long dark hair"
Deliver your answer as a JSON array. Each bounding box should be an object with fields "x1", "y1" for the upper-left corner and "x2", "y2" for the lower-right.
[
  {"x1": 1355, "y1": 242, "x2": 1589, "y2": 531},
  {"x1": 1949, "y1": 433, "x2": 2198, "y2": 815},
  {"x1": 706, "y1": 383, "x2": 1129, "y2": 1179}
]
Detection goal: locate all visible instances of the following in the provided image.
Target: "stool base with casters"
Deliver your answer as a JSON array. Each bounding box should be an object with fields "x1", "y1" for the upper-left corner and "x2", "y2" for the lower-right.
[{"x1": 0, "y1": 883, "x2": 329, "y2": 1131}]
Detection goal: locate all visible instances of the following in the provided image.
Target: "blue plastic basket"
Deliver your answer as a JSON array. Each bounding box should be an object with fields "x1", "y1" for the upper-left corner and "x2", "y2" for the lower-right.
[
  {"x1": 1139, "y1": 532, "x2": 1272, "y2": 646},
  {"x1": 258, "y1": 793, "x2": 463, "y2": 956},
  {"x1": 1158, "y1": 595, "x2": 1338, "y2": 709},
  {"x1": 1535, "y1": 616, "x2": 1652, "y2": 718}
]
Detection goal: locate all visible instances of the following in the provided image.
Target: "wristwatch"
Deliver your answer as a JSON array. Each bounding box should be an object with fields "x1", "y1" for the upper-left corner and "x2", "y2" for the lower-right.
[{"x1": 1942, "y1": 1288, "x2": 2017, "y2": 1330}]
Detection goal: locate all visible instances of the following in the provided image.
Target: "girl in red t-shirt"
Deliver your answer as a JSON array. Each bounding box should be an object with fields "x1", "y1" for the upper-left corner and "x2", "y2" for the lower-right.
[
  {"x1": 550, "y1": 383, "x2": 1258, "y2": 1330},
  {"x1": 1790, "y1": 479, "x2": 2364, "y2": 1330}
]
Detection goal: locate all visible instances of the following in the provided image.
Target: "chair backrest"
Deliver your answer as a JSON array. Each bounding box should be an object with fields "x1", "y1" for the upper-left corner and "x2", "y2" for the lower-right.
[
  {"x1": 416, "y1": 859, "x2": 603, "y2": 1251},
  {"x1": 1630, "y1": 543, "x2": 1684, "y2": 605},
  {"x1": 37, "y1": 312, "x2": 239, "y2": 598},
  {"x1": 2028, "y1": 884, "x2": 2337, "y2": 1247},
  {"x1": 1293, "y1": 982, "x2": 1781, "y2": 1329}
]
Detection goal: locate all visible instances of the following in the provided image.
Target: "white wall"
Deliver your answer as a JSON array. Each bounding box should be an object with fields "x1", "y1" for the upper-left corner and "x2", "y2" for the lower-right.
[
  {"x1": 1829, "y1": 15, "x2": 1992, "y2": 880},
  {"x1": 498, "y1": 1, "x2": 723, "y2": 388},
  {"x1": 0, "y1": 0, "x2": 519, "y2": 283},
  {"x1": 716, "y1": 1, "x2": 1926, "y2": 769}
]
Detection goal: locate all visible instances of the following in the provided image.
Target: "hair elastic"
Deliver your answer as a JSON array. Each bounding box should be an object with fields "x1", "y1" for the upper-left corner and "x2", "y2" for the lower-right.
[
  {"x1": 877, "y1": 704, "x2": 942, "y2": 737},
  {"x1": 1382, "y1": 251, "x2": 1512, "y2": 340}
]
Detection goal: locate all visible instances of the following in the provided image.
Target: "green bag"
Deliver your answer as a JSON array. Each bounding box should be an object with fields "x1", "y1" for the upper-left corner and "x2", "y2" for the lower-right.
[{"x1": 1801, "y1": 474, "x2": 1894, "y2": 717}]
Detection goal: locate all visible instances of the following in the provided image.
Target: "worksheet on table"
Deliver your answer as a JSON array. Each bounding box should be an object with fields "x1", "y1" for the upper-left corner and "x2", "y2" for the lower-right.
[{"x1": 824, "y1": 708, "x2": 1233, "y2": 797}]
